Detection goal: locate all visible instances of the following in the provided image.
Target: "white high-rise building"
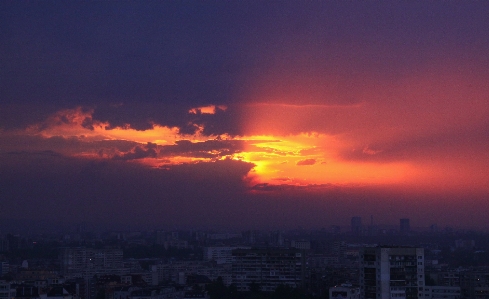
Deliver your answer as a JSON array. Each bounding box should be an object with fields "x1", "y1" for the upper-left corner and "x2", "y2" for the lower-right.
[
  {"x1": 360, "y1": 247, "x2": 424, "y2": 299},
  {"x1": 0, "y1": 280, "x2": 16, "y2": 299},
  {"x1": 59, "y1": 247, "x2": 124, "y2": 278},
  {"x1": 203, "y1": 246, "x2": 251, "y2": 264}
]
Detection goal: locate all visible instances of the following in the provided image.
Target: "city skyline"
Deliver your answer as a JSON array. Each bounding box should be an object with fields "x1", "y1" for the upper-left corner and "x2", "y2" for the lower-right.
[{"x1": 1, "y1": 2, "x2": 489, "y2": 230}]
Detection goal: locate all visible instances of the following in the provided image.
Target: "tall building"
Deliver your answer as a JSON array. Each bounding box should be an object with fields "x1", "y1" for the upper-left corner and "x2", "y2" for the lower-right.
[
  {"x1": 0, "y1": 262, "x2": 9, "y2": 277},
  {"x1": 242, "y1": 230, "x2": 258, "y2": 245},
  {"x1": 400, "y1": 219, "x2": 410, "y2": 235},
  {"x1": 290, "y1": 240, "x2": 311, "y2": 250},
  {"x1": 269, "y1": 231, "x2": 284, "y2": 247},
  {"x1": 59, "y1": 247, "x2": 124, "y2": 278},
  {"x1": 351, "y1": 217, "x2": 363, "y2": 235},
  {"x1": 330, "y1": 284, "x2": 360, "y2": 299},
  {"x1": 232, "y1": 248, "x2": 304, "y2": 292},
  {"x1": 203, "y1": 246, "x2": 250, "y2": 264},
  {"x1": 0, "y1": 280, "x2": 16, "y2": 299},
  {"x1": 360, "y1": 247, "x2": 424, "y2": 299},
  {"x1": 460, "y1": 270, "x2": 489, "y2": 299}
]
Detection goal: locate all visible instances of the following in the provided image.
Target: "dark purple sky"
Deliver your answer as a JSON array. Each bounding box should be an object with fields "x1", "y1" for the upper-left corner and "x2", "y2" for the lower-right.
[{"x1": 1, "y1": 1, "x2": 489, "y2": 231}]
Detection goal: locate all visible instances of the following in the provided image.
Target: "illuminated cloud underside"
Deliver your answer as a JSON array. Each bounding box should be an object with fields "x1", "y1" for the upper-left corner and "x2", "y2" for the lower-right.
[
  {"x1": 1, "y1": 61, "x2": 488, "y2": 194},
  {"x1": 0, "y1": 106, "x2": 442, "y2": 190}
]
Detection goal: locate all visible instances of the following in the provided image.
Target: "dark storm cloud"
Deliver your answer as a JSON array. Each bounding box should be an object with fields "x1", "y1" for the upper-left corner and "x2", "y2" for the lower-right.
[
  {"x1": 0, "y1": 104, "x2": 65, "y2": 130},
  {"x1": 0, "y1": 130, "x2": 279, "y2": 162},
  {"x1": 157, "y1": 139, "x2": 285, "y2": 159},
  {"x1": 2, "y1": 1, "x2": 488, "y2": 132},
  {"x1": 159, "y1": 139, "x2": 245, "y2": 158},
  {"x1": 90, "y1": 103, "x2": 182, "y2": 132},
  {"x1": 0, "y1": 151, "x2": 254, "y2": 228},
  {"x1": 183, "y1": 105, "x2": 237, "y2": 136},
  {"x1": 0, "y1": 2, "x2": 240, "y2": 103},
  {"x1": 112, "y1": 142, "x2": 157, "y2": 161},
  {"x1": 88, "y1": 103, "x2": 242, "y2": 136},
  {"x1": 0, "y1": 1, "x2": 247, "y2": 134},
  {"x1": 1, "y1": 150, "x2": 488, "y2": 230},
  {"x1": 0, "y1": 133, "x2": 139, "y2": 155},
  {"x1": 1, "y1": 1, "x2": 489, "y2": 231}
]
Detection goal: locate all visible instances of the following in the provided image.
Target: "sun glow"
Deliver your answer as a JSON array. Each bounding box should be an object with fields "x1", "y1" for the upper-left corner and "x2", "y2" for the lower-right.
[
  {"x1": 16, "y1": 106, "x2": 420, "y2": 188},
  {"x1": 232, "y1": 133, "x2": 415, "y2": 186},
  {"x1": 26, "y1": 107, "x2": 219, "y2": 144}
]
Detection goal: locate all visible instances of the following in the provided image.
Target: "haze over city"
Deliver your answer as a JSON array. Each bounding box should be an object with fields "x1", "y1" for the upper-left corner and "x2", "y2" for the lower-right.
[{"x1": 1, "y1": 1, "x2": 489, "y2": 231}]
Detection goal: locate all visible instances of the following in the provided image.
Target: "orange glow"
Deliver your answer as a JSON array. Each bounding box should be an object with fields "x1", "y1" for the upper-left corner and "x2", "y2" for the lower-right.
[
  {"x1": 233, "y1": 133, "x2": 415, "y2": 186},
  {"x1": 12, "y1": 93, "x2": 489, "y2": 193},
  {"x1": 26, "y1": 107, "x2": 217, "y2": 145},
  {"x1": 232, "y1": 62, "x2": 489, "y2": 192},
  {"x1": 20, "y1": 108, "x2": 416, "y2": 186},
  {"x1": 188, "y1": 105, "x2": 227, "y2": 114}
]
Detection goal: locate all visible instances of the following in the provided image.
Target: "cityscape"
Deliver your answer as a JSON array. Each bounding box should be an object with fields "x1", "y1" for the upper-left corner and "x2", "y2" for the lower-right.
[
  {"x1": 2, "y1": 1, "x2": 489, "y2": 299},
  {"x1": 2, "y1": 218, "x2": 489, "y2": 299}
]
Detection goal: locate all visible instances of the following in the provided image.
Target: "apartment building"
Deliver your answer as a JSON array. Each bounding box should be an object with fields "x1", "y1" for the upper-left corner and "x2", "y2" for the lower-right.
[
  {"x1": 360, "y1": 247, "x2": 424, "y2": 299},
  {"x1": 232, "y1": 248, "x2": 304, "y2": 292}
]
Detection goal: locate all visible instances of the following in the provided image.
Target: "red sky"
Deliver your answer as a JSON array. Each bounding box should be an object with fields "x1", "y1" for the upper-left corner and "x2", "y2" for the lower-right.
[{"x1": 1, "y1": 2, "x2": 489, "y2": 231}]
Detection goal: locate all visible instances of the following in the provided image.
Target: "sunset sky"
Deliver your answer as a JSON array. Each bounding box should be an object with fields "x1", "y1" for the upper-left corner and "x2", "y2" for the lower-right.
[{"x1": 1, "y1": 1, "x2": 489, "y2": 231}]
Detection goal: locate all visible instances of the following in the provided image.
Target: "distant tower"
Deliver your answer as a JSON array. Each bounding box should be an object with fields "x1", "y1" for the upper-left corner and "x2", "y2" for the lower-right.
[
  {"x1": 242, "y1": 230, "x2": 257, "y2": 244},
  {"x1": 269, "y1": 231, "x2": 284, "y2": 247},
  {"x1": 368, "y1": 215, "x2": 377, "y2": 236},
  {"x1": 351, "y1": 217, "x2": 362, "y2": 235},
  {"x1": 400, "y1": 218, "x2": 410, "y2": 234}
]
